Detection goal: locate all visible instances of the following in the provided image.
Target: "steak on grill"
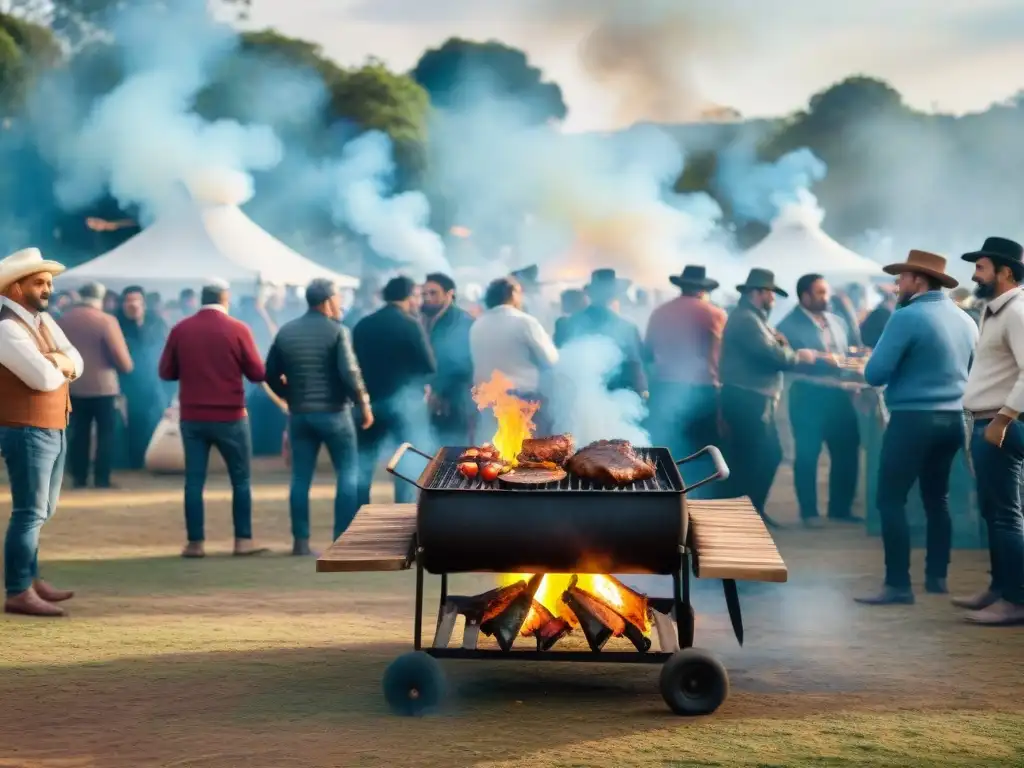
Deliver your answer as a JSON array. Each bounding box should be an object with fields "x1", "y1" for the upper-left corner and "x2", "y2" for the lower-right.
[
  {"x1": 517, "y1": 434, "x2": 575, "y2": 466},
  {"x1": 565, "y1": 439, "x2": 656, "y2": 486}
]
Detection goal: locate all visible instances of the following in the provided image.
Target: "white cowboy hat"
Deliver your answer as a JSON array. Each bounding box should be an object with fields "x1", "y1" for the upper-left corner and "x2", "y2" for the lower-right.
[{"x1": 0, "y1": 248, "x2": 66, "y2": 292}]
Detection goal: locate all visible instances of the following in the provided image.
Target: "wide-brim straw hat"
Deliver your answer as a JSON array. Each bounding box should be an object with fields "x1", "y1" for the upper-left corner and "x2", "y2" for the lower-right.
[
  {"x1": 0, "y1": 248, "x2": 66, "y2": 293},
  {"x1": 882, "y1": 249, "x2": 958, "y2": 289}
]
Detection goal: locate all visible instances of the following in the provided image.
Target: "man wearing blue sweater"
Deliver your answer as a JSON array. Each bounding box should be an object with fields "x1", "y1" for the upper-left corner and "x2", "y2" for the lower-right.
[{"x1": 856, "y1": 250, "x2": 979, "y2": 606}]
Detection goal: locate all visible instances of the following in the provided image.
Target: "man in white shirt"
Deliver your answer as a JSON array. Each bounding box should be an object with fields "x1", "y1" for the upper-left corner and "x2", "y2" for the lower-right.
[
  {"x1": 470, "y1": 276, "x2": 558, "y2": 438},
  {"x1": 0, "y1": 248, "x2": 84, "y2": 617},
  {"x1": 958, "y1": 236, "x2": 1024, "y2": 626}
]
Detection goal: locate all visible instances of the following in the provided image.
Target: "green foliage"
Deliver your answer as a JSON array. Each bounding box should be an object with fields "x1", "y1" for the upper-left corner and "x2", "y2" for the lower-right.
[
  {"x1": 0, "y1": 12, "x2": 60, "y2": 114},
  {"x1": 412, "y1": 37, "x2": 567, "y2": 124},
  {"x1": 5, "y1": 0, "x2": 250, "y2": 45},
  {"x1": 329, "y1": 58, "x2": 429, "y2": 148}
]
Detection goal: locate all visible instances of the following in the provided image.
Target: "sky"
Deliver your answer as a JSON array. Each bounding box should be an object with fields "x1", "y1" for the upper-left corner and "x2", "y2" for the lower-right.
[{"x1": 242, "y1": 0, "x2": 1024, "y2": 132}]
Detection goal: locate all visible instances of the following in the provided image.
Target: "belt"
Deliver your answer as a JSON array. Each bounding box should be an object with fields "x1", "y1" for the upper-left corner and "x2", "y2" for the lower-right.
[{"x1": 966, "y1": 409, "x2": 1019, "y2": 421}]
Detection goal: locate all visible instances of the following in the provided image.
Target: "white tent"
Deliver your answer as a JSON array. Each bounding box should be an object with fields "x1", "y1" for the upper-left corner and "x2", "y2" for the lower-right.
[
  {"x1": 59, "y1": 202, "x2": 359, "y2": 293},
  {"x1": 740, "y1": 202, "x2": 885, "y2": 322},
  {"x1": 742, "y1": 213, "x2": 884, "y2": 295}
]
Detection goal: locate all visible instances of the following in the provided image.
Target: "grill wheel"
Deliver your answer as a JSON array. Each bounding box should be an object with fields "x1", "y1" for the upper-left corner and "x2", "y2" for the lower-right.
[
  {"x1": 659, "y1": 648, "x2": 729, "y2": 716},
  {"x1": 382, "y1": 651, "x2": 447, "y2": 717}
]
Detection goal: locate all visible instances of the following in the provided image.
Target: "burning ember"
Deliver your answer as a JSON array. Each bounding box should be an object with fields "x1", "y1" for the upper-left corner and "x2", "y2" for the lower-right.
[
  {"x1": 471, "y1": 372, "x2": 539, "y2": 465},
  {"x1": 471, "y1": 371, "x2": 652, "y2": 650}
]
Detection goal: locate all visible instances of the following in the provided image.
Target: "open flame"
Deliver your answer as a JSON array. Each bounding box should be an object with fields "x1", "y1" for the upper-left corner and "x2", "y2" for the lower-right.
[
  {"x1": 499, "y1": 572, "x2": 651, "y2": 632},
  {"x1": 471, "y1": 371, "x2": 539, "y2": 465},
  {"x1": 475, "y1": 370, "x2": 650, "y2": 637}
]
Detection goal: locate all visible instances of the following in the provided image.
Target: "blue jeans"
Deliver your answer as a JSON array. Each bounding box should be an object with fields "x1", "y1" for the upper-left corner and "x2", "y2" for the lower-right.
[
  {"x1": 181, "y1": 419, "x2": 253, "y2": 542},
  {"x1": 289, "y1": 410, "x2": 359, "y2": 540},
  {"x1": 2, "y1": 427, "x2": 66, "y2": 596},
  {"x1": 876, "y1": 410, "x2": 964, "y2": 588},
  {"x1": 972, "y1": 418, "x2": 1024, "y2": 605}
]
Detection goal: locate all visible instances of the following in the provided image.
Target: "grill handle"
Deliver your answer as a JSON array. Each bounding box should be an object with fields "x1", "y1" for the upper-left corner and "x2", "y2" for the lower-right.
[
  {"x1": 385, "y1": 442, "x2": 433, "y2": 489},
  {"x1": 676, "y1": 445, "x2": 730, "y2": 494}
]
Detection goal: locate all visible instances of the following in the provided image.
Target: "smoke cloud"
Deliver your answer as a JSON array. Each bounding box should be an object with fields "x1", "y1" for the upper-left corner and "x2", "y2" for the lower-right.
[
  {"x1": 52, "y1": 0, "x2": 283, "y2": 222},
  {"x1": 715, "y1": 142, "x2": 828, "y2": 225},
  {"x1": 430, "y1": 101, "x2": 724, "y2": 285},
  {"x1": 547, "y1": 336, "x2": 650, "y2": 446},
  {"x1": 330, "y1": 131, "x2": 450, "y2": 275},
  {"x1": 534, "y1": 0, "x2": 741, "y2": 126}
]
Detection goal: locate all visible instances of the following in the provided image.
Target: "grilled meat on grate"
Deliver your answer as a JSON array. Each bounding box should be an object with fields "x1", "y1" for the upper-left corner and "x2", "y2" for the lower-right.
[
  {"x1": 566, "y1": 439, "x2": 656, "y2": 486},
  {"x1": 517, "y1": 434, "x2": 575, "y2": 467}
]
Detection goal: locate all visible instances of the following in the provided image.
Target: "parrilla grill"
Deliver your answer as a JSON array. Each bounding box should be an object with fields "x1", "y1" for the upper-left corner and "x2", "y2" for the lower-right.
[
  {"x1": 387, "y1": 444, "x2": 720, "y2": 575},
  {"x1": 318, "y1": 440, "x2": 789, "y2": 719}
]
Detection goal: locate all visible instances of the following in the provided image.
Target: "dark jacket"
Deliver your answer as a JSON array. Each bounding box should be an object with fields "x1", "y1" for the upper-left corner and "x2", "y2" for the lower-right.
[
  {"x1": 555, "y1": 305, "x2": 647, "y2": 394},
  {"x1": 423, "y1": 304, "x2": 474, "y2": 407},
  {"x1": 719, "y1": 297, "x2": 798, "y2": 398},
  {"x1": 118, "y1": 312, "x2": 170, "y2": 402},
  {"x1": 776, "y1": 307, "x2": 850, "y2": 357},
  {"x1": 352, "y1": 304, "x2": 436, "y2": 407},
  {"x1": 859, "y1": 302, "x2": 894, "y2": 349},
  {"x1": 264, "y1": 310, "x2": 368, "y2": 414}
]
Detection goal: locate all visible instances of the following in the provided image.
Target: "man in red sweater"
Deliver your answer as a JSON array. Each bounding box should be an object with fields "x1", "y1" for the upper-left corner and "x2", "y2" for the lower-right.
[{"x1": 159, "y1": 280, "x2": 268, "y2": 558}]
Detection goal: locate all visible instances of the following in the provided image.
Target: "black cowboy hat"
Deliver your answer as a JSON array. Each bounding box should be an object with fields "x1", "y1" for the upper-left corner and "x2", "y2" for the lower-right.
[
  {"x1": 961, "y1": 237, "x2": 1024, "y2": 279},
  {"x1": 736, "y1": 267, "x2": 788, "y2": 298},
  {"x1": 586, "y1": 268, "x2": 631, "y2": 295},
  {"x1": 669, "y1": 265, "x2": 719, "y2": 292}
]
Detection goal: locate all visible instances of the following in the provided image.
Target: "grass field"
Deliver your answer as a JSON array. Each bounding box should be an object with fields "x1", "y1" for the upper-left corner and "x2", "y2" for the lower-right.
[{"x1": 1, "y1": 464, "x2": 1022, "y2": 768}]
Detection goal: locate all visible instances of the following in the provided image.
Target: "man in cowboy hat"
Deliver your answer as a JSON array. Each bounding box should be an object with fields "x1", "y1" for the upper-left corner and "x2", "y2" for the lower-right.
[
  {"x1": 958, "y1": 236, "x2": 1024, "y2": 625},
  {"x1": 0, "y1": 247, "x2": 84, "y2": 617},
  {"x1": 556, "y1": 268, "x2": 646, "y2": 395},
  {"x1": 856, "y1": 250, "x2": 978, "y2": 606},
  {"x1": 719, "y1": 268, "x2": 819, "y2": 527},
  {"x1": 643, "y1": 266, "x2": 726, "y2": 474},
  {"x1": 777, "y1": 273, "x2": 862, "y2": 527}
]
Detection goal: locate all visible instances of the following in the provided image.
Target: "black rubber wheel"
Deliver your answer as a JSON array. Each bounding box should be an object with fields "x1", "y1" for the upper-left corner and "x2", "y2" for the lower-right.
[
  {"x1": 659, "y1": 648, "x2": 729, "y2": 716},
  {"x1": 382, "y1": 651, "x2": 447, "y2": 716}
]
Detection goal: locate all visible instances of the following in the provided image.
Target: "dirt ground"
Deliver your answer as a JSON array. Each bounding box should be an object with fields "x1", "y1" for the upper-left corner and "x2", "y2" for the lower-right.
[{"x1": 0, "y1": 464, "x2": 1022, "y2": 768}]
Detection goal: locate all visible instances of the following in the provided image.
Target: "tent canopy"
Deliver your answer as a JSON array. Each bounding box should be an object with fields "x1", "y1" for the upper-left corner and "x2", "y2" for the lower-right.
[
  {"x1": 59, "y1": 203, "x2": 359, "y2": 294},
  {"x1": 741, "y1": 213, "x2": 884, "y2": 296}
]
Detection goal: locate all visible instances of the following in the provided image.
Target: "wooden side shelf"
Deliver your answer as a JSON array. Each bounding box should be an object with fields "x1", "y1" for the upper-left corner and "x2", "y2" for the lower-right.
[
  {"x1": 316, "y1": 503, "x2": 417, "y2": 573},
  {"x1": 687, "y1": 497, "x2": 788, "y2": 583}
]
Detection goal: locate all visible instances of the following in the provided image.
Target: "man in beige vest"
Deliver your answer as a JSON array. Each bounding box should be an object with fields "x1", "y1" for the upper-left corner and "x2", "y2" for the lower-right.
[{"x1": 0, "y1": 248, "x2": 84, "y2": 617}]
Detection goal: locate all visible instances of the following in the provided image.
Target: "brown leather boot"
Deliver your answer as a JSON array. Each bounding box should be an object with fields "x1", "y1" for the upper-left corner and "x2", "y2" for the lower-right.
[
  {"x1": 951, "y1": 589, "x2": 999, "y2": 610},
  {"x1": 4, "y1": 587, "x2": 64, "y2": 617},
  {"x1": 181, "y1": 541, "x2": 206, "y2": 558},
  {"x1": 233, "y1": 538, "x2": 269, "y2": 556},
  {"x1": 33, "y1": 579, "x2": 74, "y2": 602}
]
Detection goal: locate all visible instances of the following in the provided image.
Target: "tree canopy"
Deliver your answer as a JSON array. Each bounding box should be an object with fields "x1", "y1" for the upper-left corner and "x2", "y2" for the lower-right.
[
  {"x1": 0, "y1": 13, "x2": 59, "y2": 113},
  {"x1": 412, "y1": 37, "x2": 566, "y2": 124}
]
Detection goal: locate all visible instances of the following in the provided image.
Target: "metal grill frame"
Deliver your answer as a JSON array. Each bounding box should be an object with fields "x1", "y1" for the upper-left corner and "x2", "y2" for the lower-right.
[{"x1": 424, "y1": 446, "x2": 684, "y2": 493}]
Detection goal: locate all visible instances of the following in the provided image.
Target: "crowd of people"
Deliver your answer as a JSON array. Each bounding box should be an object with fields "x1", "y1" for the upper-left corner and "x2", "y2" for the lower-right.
[{"x1": 1, "y1": 236, "x2": 1022, "y2": 626}]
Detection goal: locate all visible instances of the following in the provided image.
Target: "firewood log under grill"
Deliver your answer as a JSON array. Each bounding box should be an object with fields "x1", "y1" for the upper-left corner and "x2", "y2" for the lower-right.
[
  {"x1": 480, "y1": 574, "x2": 544, "y2": 652},
  {"x1": 561, "y1": 576, "x2": 652, "y2": 653},
  {"x1": 520, "y1": 600, "x2": 573, "y2": 651}
]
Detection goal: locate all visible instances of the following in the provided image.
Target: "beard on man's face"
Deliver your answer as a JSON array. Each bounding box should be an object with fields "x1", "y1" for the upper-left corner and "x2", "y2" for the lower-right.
[
  {"x1": 28, "y1": 292, "x2": 49, "y2": 311},
  {"x1": 973, "y1": 279, "x2": 996, "y2": 300}
]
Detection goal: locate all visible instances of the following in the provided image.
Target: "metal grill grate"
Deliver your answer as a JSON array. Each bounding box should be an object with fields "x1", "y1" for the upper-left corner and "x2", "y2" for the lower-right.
[{"x1": 425, "y1": 448, "x2": 682, "y2": 493}]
